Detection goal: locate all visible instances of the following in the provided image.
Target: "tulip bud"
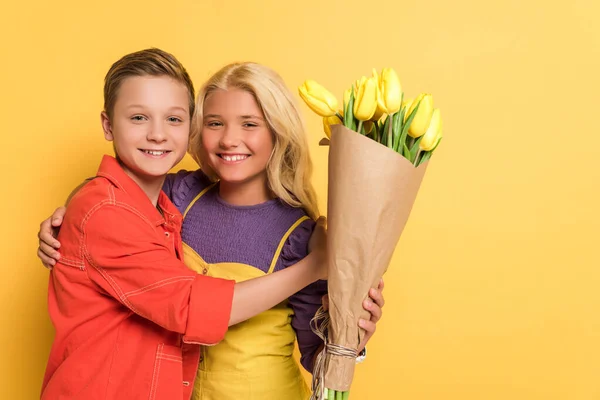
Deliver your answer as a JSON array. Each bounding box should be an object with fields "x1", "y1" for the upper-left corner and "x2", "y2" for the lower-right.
[
  {"x1": 298, "y1": 80, "x2": 339, "y2": 117},
  {"x1": 379, "y1": 68, "x2": 402, "y2": 114},
  {"x1": 407, "y1": 93, "x2": 434, "y2": 138},
  {"x1": 353, "y1": 76, "x2": 378, "y2": 121},
  {"x1": 323, "y1": 114, "x2": 343, "y2": 138},
  {"x1": 419, "y1": 108, "x2": 442, "y2": 151}
]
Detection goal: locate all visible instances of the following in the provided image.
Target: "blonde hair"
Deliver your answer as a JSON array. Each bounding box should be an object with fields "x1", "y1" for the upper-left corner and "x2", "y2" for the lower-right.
[
  {"x1": 189, "y1": 62, "x2": 320, "y2": 220},
  {"x1": 103, "y1": 48, "x2": 195, "y2": 120}
]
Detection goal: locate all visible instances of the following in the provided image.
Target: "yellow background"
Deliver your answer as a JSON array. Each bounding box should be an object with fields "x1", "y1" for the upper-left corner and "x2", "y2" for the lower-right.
[{"x1": 1, "y1": 0, "x2": 599, "y2": 398}]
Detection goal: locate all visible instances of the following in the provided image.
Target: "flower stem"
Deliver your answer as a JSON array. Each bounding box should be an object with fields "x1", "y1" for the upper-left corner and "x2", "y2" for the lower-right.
[
  {"x1": 357, "y1": 120, "x2": 363, "y2": 134},
  {"x1": 413, "y1": 149, "x2": 422, "y2": 166},
  {"x1": 387, "y1": 113, "x2": 394, "y2": 148}
]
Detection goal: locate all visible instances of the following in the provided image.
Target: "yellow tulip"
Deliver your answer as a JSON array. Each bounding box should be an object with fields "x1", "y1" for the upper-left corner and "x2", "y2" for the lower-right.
[
  {"x1": 402, "y1": 98, "x2": 413, "y2": 122},
  {"x1": 407, "y1": 93, "x2": 434, "y2": 138},
  {"x1": 353, "y1": 76, "x2": 378, "y2": 121},
  {"x1": 419, "y1": 109, "x2": 442, "y2": 151},
  {"x1": 323, "y1": 114, "x2": 343, "y2": 138},
  {"x1": 379, "y1": 68, "x2": 402, "y2": 114},
  {"x1": 298, "y1": 80, "x2": 339, "y2": 117},
  {"x1": 371, "y1": 69, "x2": 387, "y2": 121}
]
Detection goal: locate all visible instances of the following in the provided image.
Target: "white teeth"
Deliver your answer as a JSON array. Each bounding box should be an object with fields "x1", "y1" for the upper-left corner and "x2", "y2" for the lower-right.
[
  {"x1": 222, "y1": 155, "x2": 248, "y2": 162},
  {"x1": 143, "y1": 150, "x2": 166, "y2": 156}
]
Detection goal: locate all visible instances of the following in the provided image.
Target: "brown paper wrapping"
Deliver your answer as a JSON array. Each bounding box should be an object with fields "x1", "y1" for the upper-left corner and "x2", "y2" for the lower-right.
[{"x1": 322, "y1": 124, "x2": 428, "y2": 391}]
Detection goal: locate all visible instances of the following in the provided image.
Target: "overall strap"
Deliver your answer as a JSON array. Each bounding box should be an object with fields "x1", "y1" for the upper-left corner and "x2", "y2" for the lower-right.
[
  {"x1": 267, "y1": 215, "x2": 310, "y2": 274},
  {"x1": 182, "y1": 182, "x2": 218, "y2": 219}
]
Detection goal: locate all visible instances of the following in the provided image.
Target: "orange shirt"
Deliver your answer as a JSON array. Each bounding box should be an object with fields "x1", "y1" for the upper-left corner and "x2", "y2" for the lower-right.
[{"x1": 41, "y1": 155, "x2": 234, "y2": 400}]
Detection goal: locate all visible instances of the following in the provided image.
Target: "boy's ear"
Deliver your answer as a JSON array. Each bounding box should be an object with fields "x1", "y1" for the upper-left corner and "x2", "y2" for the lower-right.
[{"x1": 100, "y1": 111, "x2": 114, "y2": 141}]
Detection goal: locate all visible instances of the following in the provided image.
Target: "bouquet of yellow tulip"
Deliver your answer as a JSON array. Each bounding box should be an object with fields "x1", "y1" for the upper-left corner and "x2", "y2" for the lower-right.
[
  {"x1": 299, "y1": 68, "x2": 442, "y2": 165},
  {"x1": 298, "y1": 68, "x2": 442, "y2": 400}
]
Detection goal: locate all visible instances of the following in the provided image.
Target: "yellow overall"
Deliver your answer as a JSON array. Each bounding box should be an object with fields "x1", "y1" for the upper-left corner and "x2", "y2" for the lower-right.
[{"x1": 181, "y1": 185, "x2": 311, "y2": 400}]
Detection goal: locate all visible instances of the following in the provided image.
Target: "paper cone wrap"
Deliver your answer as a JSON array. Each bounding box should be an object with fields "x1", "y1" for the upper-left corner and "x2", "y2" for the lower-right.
[{"x1": 322, "y1": 124, "x2": 428, "y2": 391}]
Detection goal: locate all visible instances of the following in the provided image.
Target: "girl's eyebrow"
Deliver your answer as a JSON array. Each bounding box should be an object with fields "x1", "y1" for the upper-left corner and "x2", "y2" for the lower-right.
[
  {"x1": 239, "y1": 115, "x2": 264, "y2": 120},
  {"x1": 204, "y1": 114, "x2": 221, "y2": 118}
]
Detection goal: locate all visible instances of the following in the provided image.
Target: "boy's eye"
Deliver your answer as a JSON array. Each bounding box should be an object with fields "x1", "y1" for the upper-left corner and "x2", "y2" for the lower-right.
[{"x1": 131, "y1": 115, "x2": 146, "y2": 121}]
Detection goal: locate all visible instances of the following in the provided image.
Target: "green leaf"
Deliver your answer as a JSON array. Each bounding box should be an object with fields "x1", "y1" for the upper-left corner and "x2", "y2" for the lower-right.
[
  {"x1": 409, "y1": 137, "x2": 422, "y2": 162},
  {"x1": 381, "y1": 115, "x2": 390, "y2": 145},
  {"x1": 398, "y1": 100, "x2": 421, "y2": 155},
  {"x1": 392, "y1": 111, "x2": 402, "y2": 152},
  {"x1": 418, "y1": 151, "x2": 432, "y2": 166},
  {"x1": 393, "y1": 92, "x2": 405, "y2": 152},
  {"x1": 403, "y1": 143, "x2": 411, "y2": 159},
  {"x1": 344, "y1": 88, "x2": 355, "y2": 129}
]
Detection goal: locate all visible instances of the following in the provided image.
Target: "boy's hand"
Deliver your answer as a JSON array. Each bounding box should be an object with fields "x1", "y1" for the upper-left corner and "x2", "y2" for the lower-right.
[
  {"x1": 37, "y1": 206, "x2": 66, "y2": 269},
  {"x1": 321, "y1": 277, "x2": 385, "y2": 352}
]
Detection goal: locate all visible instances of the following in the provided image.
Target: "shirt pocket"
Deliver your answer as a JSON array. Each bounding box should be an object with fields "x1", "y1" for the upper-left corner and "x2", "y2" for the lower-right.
[{"x1": 148, "y1": 343, "x2": 184, "y2": 400}]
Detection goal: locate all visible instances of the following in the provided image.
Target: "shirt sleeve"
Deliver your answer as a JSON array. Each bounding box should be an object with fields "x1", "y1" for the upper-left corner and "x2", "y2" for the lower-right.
[
  {"x1": 281, "y1": 218, "x2": 328, "y2": 373},
  {"x1": 83, "y1": 203, "x2": 234, "y2": 345}
]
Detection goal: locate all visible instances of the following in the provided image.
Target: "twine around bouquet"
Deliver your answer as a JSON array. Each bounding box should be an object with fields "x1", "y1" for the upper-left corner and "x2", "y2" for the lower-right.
[{"x1": 309, "y1": 306, "x2": 359, "y2": 400}]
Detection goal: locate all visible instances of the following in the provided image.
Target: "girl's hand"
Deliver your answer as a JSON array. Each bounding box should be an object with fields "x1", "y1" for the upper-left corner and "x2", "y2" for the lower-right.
[
  {"x1": 321, "y1": 277, "x2": 385, "y2": 352},
  {"x1": 357, "y1": 277, "x2": 385, "y2": 352},
  {"x1": 37, "y1": 206, "x2": 66, "y2": 269}
]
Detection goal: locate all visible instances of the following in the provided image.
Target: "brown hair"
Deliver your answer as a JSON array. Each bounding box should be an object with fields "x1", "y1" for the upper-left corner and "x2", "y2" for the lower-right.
[{"x1": 103, "y1": 48, "x2": 195, "y2": 119}]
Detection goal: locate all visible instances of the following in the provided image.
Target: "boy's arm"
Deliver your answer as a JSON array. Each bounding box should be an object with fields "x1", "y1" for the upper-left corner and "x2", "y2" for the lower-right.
[
  {"x1": 84, "y1": 204, "x2": 235, "y2": 345},
  {"x1": 65, "y1": 178, "x2": 94, "y2": 205},
  {"x1": 83, "y1": 205, "x2": 326, "y2": 344}
]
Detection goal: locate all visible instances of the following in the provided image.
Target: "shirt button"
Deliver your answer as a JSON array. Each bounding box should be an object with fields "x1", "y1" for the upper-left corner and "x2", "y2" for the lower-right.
[
  {"x1": 165, "y1": 232, "x2": 170, "y2": 237},
  {"x1": 202, "y1": 268, "x2": 208, "y2": 275}
]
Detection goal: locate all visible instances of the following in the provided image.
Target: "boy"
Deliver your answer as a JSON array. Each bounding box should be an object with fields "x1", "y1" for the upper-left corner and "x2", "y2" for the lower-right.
[{"x1": 41, "y1": 48, "x2": 326, "y2": 399}]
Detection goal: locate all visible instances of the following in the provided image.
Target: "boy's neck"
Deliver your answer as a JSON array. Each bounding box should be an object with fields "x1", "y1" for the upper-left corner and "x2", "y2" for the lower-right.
[
  {"x1": 136, "y1": 178, "x2": 166, "y2": 207},
  {"x1": 218, "y1": 179, "x2": 272, "y2": 206},
  {"x1": 119, "y1": 165, "x2": 166, "y2": 206}
]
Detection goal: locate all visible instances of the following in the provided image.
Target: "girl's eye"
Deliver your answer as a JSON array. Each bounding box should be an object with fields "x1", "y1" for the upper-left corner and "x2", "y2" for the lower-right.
[
  {"x1": 206, "y1": 121, "x2": 223, "y2": 127},
  {"x1": 168, "y1": 117, "x2": 183, "y2": 123},
  {"x1": 243, "y1": 122, "x2": 258, "y2": 128}
]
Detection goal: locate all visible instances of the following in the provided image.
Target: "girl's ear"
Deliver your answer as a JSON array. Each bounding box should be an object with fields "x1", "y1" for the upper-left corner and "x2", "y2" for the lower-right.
[{"x1": 101, "y1": 111, "x2": 114, "y2": 141}]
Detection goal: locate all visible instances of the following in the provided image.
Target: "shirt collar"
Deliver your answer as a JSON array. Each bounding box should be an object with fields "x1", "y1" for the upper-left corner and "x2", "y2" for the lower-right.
[{"x1": 96, "y1": 155, "x2": 182, "y2": 227}]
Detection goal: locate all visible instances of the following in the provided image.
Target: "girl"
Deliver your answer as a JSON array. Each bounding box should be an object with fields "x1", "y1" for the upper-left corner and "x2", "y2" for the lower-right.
[{"x1": 38, "y1": 61, "x2": 385, "y2": 400}]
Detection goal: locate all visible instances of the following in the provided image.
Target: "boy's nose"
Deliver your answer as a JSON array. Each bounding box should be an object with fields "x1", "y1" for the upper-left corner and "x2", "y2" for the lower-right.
[{"x1": 147, "y1": 121, "x2": 167, "y2": 142}]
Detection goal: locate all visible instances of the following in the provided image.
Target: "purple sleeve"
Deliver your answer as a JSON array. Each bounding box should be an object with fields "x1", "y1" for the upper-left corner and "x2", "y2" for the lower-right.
[
  {"x1": 281, "y1": 218, "x2": 328, "y2": 373},
  {"x1": 162, "y1": 169, "x2": 212, "y2": 212},
  {"x1": 162, "y1": 172, "x2": 180, "y2": 199}
]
